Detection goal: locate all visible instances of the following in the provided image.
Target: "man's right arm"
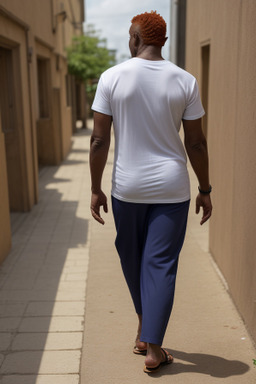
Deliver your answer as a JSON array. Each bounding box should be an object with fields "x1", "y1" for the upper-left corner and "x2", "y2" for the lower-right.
[
  {"x1": 90, "y1": 111, "x2": 112, "y2": 225},
  {"x1": 182, "y1": 118, "x2": 213, "y2": 225}
]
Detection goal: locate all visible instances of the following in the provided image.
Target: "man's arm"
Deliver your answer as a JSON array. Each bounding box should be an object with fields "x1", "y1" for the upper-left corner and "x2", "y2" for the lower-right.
[
  {"x1": 90, "y1": 111, "x2": 112, "y2": 224},
  {"x1": 182, "y1": 118, "x2": 212, "y2": 225}
]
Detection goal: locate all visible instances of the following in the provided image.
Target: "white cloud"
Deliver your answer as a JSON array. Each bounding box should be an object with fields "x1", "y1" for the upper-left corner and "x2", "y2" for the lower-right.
[{"x1": 85, "y1": 0, "x2": 170, "y2": 62}]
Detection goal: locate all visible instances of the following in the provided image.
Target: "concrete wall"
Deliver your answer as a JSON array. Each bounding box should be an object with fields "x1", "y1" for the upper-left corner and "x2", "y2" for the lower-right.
[
  {"x1": 185, "y1": 0, "x2": 256, "y2": 343},
  {"x1": 0, "y1": 0, "x2": 84, "y2": 263},
  {"x1": 0, "y1": 121, "x2": 11, "y2": 263}
]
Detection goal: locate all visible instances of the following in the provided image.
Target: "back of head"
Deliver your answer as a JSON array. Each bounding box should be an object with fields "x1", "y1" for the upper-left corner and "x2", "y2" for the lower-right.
[{"x1": 131, "y1": 11, "x2": 167, "y2": 47}]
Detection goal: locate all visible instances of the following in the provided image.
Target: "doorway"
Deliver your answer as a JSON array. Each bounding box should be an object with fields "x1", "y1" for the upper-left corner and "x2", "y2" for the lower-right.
[{"x1": 0, "y1": 46, "x2": 24, "y2": 211}]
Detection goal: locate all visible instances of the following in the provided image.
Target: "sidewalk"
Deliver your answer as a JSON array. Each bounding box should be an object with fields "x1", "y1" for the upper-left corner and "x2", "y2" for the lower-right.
[
  {"x1": 0, "y1": 121, "x2": 255, "y2": 383},
  {"x1": 0, "y1": 126, "x2": 92, "y2": 384}
]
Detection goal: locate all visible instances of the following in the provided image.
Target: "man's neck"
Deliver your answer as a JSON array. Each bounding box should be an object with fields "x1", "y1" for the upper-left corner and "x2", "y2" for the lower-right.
[{"x1": 136, "y1": 45, "x2": 164, "y2": 61}]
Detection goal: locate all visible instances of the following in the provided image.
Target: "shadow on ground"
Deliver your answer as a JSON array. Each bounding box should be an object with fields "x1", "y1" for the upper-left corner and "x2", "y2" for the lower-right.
[{"x1": 149, "y1": 348, "x2": 250, "y2": 378}]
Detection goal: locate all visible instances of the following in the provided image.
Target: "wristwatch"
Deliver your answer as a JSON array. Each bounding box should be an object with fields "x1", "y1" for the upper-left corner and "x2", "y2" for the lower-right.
[{"x1": 198, "y1": 185, "x2": 212, "y2": 194}]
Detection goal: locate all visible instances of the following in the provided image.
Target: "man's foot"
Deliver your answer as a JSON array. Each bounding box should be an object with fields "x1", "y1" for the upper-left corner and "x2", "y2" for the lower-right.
[
  {"x1": 133, "y1": 314, "x2": 147, "y2": 355},
  {"x1": 144, "y1": 347, "x2": 173, "y2": 373},
  {"x1": 133, "y1": 337, "x2": 147, "y2": 355}
]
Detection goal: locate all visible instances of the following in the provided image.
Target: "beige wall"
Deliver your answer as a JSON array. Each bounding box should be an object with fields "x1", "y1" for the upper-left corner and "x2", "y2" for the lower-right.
[
  {"x1": 0, "y1": 0, "x2": 84, "y2": 263},
  {"x1": 186, "y1": 0, "x2": 256, "y2": 343},
  {"x1": 0, "y1": 123, "x2": 11, "y2": 263}
]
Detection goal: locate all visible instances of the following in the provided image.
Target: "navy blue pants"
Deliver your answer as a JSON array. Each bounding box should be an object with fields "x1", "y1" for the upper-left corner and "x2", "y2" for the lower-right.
[{"x1": 112, "y1": 196, "x2": 190, "y2": 346}]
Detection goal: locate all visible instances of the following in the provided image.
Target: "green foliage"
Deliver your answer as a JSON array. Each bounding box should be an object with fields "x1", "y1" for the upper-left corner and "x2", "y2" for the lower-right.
[
  {"x1": 66, "y1": 25, "x2": 116, "y2": 84},
  {"x1": 66, "y1": 26, "x2": 116, "y2": 115}
]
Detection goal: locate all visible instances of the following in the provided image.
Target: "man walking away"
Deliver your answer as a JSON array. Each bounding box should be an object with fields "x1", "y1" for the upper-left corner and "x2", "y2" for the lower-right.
[{"x1": 90, "y1": 11, "x2": 212, "y2": 374}]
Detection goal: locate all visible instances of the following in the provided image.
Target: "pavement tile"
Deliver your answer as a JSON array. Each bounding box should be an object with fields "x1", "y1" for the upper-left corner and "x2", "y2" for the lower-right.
[
  {"x1": 0, "y1": 334, "x2": 12, "y2": 351},
  {"x1": 55, "y1": 281, "x2": 86, "y2": 291},
  {"x1": 0, "y1": 353, "x2": 5, "y2": 366},
  {"x1": 0, "y1": 318, "x2": 21, "y2": 332},
  {"x1": 62, "y1": 260, "x2": 77, "y2": 267},
  {"x1": 0, "y1": 302, "x2": 26, "y2": 317},
  {"x1": 0, "y1": 350, "x2": 81, "y2": 374},
  {"x1": 65, "y1": 273, "x2": 87, "y2": 281},
  {"x1": 12, "y1": 332, "x2": 83, "y2": 350},
  {"x1": 4, "y1": 269, "x2": 40, "y2": 279},
  {"x1": 66, "y1": 248, "x2": 89, "y2": 258},
  {"x1": 37, "y1": 264, "x2": 67, "y2": 273},
  {"x1": 25, "y1": 301, "x2": 85, "y2": 317},
  {"x1": 54, "y1": 290, "x2": 85, "y2": 301},
  {"x1": 33, "y1": 279, "x2": 85, "y2": 291},
  {"x1": 74, "y1": 259, "x2": 89, "y2": 267},
  {"x1": 35, "y1": 272, "x2": 66, "y2": 282},
  {"x1": 1, "y1": 376, "x2": 36, "y2": 384},
  {"x1": 1, "y1": 375, "x2": 79, "y2": 384},
  {"x1": 0, "y1": 291, "x2": 58, "y2": 302},
  {"x1": 50, "y1": 236, "x2": 71, "y2": 244},
  {"x1": 12, "y1": 251, "x2": 46, "y2": 261},
  {"x1": 22, "y1": 243, "x2": 49, "y2": 253},
  {"x1": 26, "y1": 235, "x2": 53, "y2": 244},
  {"x1": 11, "y1": 260, "x2": 45, "y2": 271},
  {"x1": 2, "y1": 277, "x2": 36, "y2": 290},
  {"x1": 63, "y1": 265, "x2": 88, "y2": 273},
  {"x1": 19, "y1": 316, "x2": 84, "y2": 332}
]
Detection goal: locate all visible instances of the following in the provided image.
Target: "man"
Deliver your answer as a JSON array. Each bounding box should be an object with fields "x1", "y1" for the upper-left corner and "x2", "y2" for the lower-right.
[{"x1": 90, "y1": 11, "x2": 212, "y2": 373}]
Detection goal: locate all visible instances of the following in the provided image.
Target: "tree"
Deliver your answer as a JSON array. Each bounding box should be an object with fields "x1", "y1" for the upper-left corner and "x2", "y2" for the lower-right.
[{"x1": 66, "y1": 25, "x2": 116, "y2": 113}]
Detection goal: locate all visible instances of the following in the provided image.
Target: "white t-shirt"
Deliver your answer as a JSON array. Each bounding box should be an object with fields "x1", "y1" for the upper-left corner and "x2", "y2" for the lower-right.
[{"x1": 92, "y1": 58, "x2": 205, "y2": 203}]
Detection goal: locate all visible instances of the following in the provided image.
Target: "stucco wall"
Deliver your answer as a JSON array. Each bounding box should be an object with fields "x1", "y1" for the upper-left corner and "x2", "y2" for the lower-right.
[
  {"x1": 0, "y1": 128, "x2": 11, "y2": 263},
  {"x1": 0, "y1": 0, "x2": 84, "y2": 262},
  {"x1": 185, "y1": 0, "x2": 256, "y2": 343}
]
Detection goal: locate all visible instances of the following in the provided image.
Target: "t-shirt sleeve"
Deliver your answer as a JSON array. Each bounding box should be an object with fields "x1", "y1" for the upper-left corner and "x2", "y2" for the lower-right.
[
  {"x1": 91, "y1": 74, "x2": 112, "y2": 116},
  {"x1": 182, "y1": 78, "x2": 205, "y2": 120}
]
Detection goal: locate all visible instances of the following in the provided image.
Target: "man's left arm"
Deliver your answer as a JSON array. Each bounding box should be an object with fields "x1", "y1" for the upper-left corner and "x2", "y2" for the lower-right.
[
  {"x1": 90, "y1": 111, "x2": 112, "y2": 225},
  {"x1": 183, "y1": 118, "x2": 213, "y2": 225}
]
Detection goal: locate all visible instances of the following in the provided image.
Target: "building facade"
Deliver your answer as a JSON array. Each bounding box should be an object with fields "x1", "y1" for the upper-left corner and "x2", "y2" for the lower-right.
[
  {"x1": 0, "y1": 0, "x2": 85, "y2": 264},
  {"x1": 185, "y1": 0, "x2": 256, "y2": 343}
]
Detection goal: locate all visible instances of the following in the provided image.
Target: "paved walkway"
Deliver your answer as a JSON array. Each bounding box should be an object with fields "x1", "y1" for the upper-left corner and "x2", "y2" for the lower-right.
[
  {"x1": 0, "y1": 127, "x2": 92, "y2": 384},
  {"x1": 0, "y1": 121, "x2": 255, "y2": 383}
]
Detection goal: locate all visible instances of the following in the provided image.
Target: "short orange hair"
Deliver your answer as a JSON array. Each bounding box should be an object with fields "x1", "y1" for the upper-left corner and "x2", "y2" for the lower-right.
[{"x1": 131, "y1": 11, "x2": 167, "y2": 47}]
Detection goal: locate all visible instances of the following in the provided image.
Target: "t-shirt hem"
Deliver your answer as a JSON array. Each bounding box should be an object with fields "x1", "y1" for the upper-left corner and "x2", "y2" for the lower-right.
[
  {"x1": 182, "y1": 111, "x2": 205, "y2": 120},
  {"x1": 91, "y1": 105, "x2": 112, "y2": 116},
  {"x1": 111, "y1": 192, "x2": 191, "y2": 204}
]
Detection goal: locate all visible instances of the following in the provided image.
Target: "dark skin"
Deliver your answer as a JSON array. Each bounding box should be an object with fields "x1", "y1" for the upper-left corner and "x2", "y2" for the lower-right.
[
  {"x1": 90, "y1": 23, "x2": 212, "y2": 369},
  {"x1": 90, "y1": 112, "x2": 112, "y2": 225}
]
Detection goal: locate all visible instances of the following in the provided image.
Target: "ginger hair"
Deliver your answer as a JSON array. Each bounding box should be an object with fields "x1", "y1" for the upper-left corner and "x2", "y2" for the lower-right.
[{"x1": 131, "y1": 11, "x2": 167, "y2": 47}]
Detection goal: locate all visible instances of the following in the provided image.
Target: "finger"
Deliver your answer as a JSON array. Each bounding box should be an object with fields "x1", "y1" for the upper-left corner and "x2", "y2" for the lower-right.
[
  {"x1": 103, "y1": 201, "x2": 108, "y2": 213},
  {"x1": 91, "y1": 208, "x2": 105, "y2": 225},
  {"x1": 196, "y1": 202, "x2": 200, "y2": 214},
  {"x1": 200, "y1": 210, "x2": 212, "y2": 225}
]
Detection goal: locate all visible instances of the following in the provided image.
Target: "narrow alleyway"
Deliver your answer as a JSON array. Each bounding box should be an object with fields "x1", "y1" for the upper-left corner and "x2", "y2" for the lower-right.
[{"x1": 0, "y1": 121, "x2": 255, "y2": 383}]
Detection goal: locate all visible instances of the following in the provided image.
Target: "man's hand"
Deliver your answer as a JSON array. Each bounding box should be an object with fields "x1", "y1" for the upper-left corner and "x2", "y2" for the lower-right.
[
  {"x1": 90, "y1": 191, "x2": 108, "y2": 225},
  {"x1": 196, "y1": 193, "x2": 212, "y2": 225}
]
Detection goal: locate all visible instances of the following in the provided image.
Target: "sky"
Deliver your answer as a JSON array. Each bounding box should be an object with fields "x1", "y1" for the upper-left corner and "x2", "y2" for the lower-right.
[{"x1": 84, "y1": 0, "x2": 170, "y2": 62}]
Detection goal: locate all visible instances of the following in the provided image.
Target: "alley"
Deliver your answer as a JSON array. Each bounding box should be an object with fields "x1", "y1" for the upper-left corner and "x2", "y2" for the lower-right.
[{"x1": 0, "y1": 122, "x2": 255, "y2": 383}]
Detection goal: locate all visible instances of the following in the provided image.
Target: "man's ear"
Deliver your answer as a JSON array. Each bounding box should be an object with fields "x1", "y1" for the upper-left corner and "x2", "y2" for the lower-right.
[{"x1": 134, "y1": 32, "x2": 140, "y2": 47}]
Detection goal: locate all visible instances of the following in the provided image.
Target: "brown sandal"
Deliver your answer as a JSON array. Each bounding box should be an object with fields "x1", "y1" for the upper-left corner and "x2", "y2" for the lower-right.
[
  {"x1": 133, "y1": 337, "x2": 147, "y2": 355},
  {"x1": 133, "y1": 345, "x2": 147, "y2": 355}
]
